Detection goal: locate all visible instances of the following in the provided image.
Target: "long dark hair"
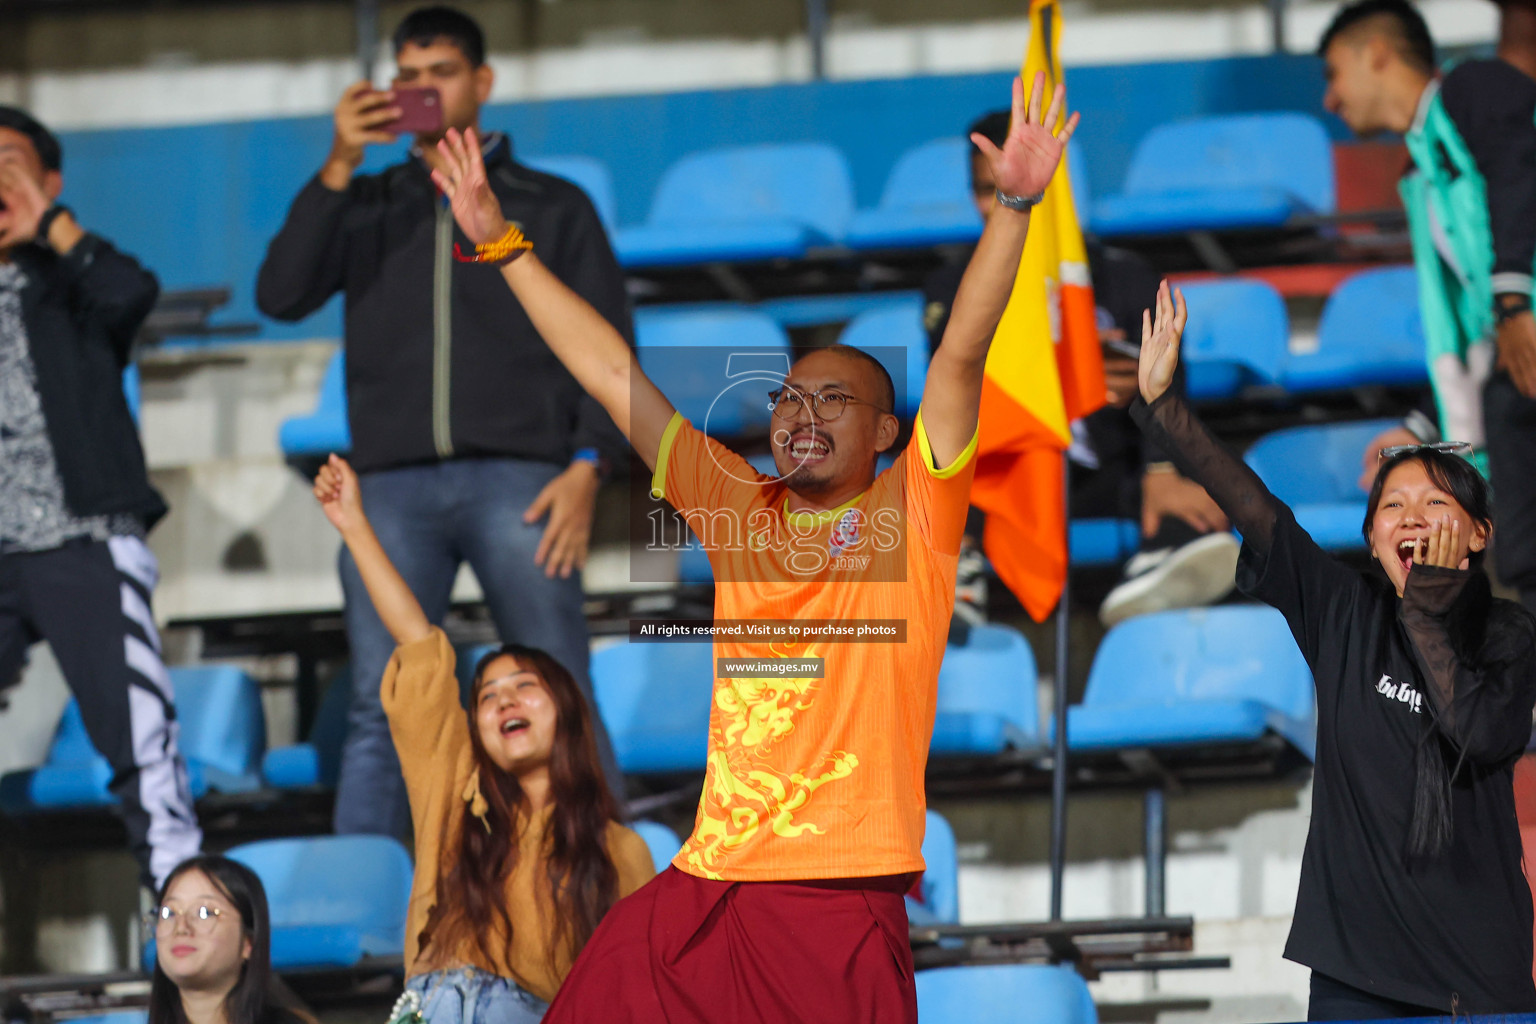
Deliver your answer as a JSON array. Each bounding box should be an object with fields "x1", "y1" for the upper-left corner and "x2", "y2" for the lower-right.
[
  {"x1": 1364, "y1": 449, "x2": 1496, "y2": 860},
  {"x1": 420, "y1": 644, "x2": 621, "y2": 975},
  {"x1": 148, "y1": 855, "x2": 297, "y2": 1024}
]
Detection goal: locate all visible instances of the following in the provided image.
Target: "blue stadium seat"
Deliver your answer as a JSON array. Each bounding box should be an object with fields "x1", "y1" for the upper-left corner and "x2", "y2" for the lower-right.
[
  {"x1": 632, "y1": 819, "x2": 684, "y2": 872},
  {"x1": 1179, "y1": 279, "x2": 1289, "y2": 400},
  {"x1": 1065, "y1": 606, "x2": 1315, "y2": 760},
  {"x1": 172, "y1": 665, "x2": 267, "y2": 793},
  {"x1": 0, "y1": 700, "x2": 115, "y2": 812},
  {"x1": 67, "y1": 1013, "x2": 145, "y2": 1024},
  {"x1": 615, "y1": 143, "x2": 855, "y2": 267},
  {"x1": 65, "y1": 1013, "x2": 146, "y2": 1024},
  {"x1": 1, "y1": 664, "x2": 266, "y2": 812},
  {"x1": 523, "y1": 154, "x2": 618, "y2": 236},
  {"x1": 1091, "y1": 113, "x2": 1334, "y2": 236},
  {"x1": 591, "y1": 638, "x2": 714, "y2": 774},
  {"x1": 906, "y1": 809, "x2": 959, "y2": 925},
  {"x1": 124, "y1": 364, "x2": 142, "y2": 424},
  {"x1": 846, "y1": 138, "x2": 982, "y2": 250},
  {"x1": 837, "y1": 298, "x2": 929, "y2": 418},
  {"x1": 261, "y1": 665, "x2": 352, "y2": 790},
  {"x1": 635, "y1": 307, "x2": 791, "y2": 437},
  {"x1": 1244, "y1": 418, "x2": 1396, "y2": 552},
  {"x1": 227, "y1": 835, "x2": 411, "y2": 970},
  {"x1": 1281, "y1": 267, "x2": 1428, "y2": 392},
  {"x1": 1070, "y1": 518, "x2": 1140, "y2": 568},
  {"x1": 278, "y1": 349, "x2": 350, "y2": 461},
  {"x1": 933, "y1": 623, "x2": 1040, "y2": 756},
  {"x1": 916, "y1": 963, "x2": 1097, "y2": 1024}
]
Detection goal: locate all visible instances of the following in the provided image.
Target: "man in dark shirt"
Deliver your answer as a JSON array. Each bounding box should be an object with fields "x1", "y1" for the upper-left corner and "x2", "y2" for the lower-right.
[
  {"x1": 923, "y1": 111, "x2": 1235, "y2": 627},
  {"x1": 1321, "y1": 0, "x2": 1536, "y2": 618},
  {"x1": 257, "y1": 7, "x2": 629, "y2": 836},
  {"x1": 0, "y1": 107, "x2": 200, "y2": 888}
]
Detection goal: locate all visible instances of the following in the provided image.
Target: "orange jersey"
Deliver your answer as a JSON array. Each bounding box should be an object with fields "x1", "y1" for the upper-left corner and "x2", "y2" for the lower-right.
[{"x1": 650, "y1": 410, "x2": 977, "y2": 881}]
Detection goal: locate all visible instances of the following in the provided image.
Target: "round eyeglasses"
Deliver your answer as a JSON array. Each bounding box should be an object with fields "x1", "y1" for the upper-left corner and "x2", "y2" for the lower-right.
[
  {"x1": 767, "y1": 387, "x2": 890, "y2": 422},
  {"x1": 1378, "y1": 441, "x2": 1472, "y2": 461},
  {"x1": 148, "y1": 903, "x2": 226, "y2": 934}
]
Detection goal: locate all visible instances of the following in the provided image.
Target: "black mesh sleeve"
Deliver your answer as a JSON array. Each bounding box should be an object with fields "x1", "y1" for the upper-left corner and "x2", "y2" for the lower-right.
[
  {"x1": 1129, "y1": 390, "x2": 1278, "y2": 555},
  {"x1": 1400, "y1": 567, "x2": 1536, "y2": 766}
]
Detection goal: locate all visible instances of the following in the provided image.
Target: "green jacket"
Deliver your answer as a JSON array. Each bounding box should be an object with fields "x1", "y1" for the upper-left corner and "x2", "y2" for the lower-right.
[{"x1": 1400, "y1": 63, "x2": 1536, "y2": 470}]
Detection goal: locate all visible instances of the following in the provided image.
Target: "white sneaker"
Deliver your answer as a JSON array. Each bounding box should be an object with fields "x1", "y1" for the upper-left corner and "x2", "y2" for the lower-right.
[
  {"x1": 954, "y1": 544, "x2": 988, "y2": 623},
  {"x1": 1098, "y1": 532, "x2": 1241, "y2": 628}
]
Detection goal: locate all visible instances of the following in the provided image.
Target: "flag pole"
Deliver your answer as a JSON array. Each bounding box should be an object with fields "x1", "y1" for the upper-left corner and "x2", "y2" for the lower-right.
[{"x1": 1049, "y1": 452, "x2": 1070, "y2": 921}]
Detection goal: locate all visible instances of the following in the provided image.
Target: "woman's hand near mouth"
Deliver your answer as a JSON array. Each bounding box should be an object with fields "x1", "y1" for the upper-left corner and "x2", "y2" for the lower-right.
[{"x1": 1411, "y1": 516, "x2": 1467, "y2": 572}]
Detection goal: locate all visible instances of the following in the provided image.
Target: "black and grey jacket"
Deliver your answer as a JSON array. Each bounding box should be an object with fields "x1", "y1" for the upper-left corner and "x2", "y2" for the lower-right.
[
  {"x1": 256, "y1": 135, "x2": 632, "y2": 475},
  {"x1": 7, "y1": 234, "x2": 165, "y2": 530}
]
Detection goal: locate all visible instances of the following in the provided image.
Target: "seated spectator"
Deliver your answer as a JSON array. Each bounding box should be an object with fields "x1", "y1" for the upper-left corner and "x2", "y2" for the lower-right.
[
  {"x1": 923, "y1": 110, "x2": 1238, "y2": 627},
  {"x1": 312, "y1": 454, "x2": 653, "y2": 1022},
  {"x1": 0, "y1": 105, "x2": 200, "y2": 889},
  {"x1": 148, "y1": 855, "x2": 312, "y2": 1024}
]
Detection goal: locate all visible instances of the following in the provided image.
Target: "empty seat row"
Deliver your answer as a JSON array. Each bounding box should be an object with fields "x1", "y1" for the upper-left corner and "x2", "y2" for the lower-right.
[
  {"x1": 0, "y1": 664, "x2": 267, "y2": 815},
  {"x1": 279, "y1": 297, "x2": 930, "y2": 464},
  {"x1": 1177, "y1": 267, "x2": 1427, "y2": 399},
  {"x1": 111, "y1": 808, "x2": 1096, "y2": 1024},
  {"x1": 524, "y1": 110, "x2": 1333, "y2": 269},
  {"x1": 592, "y1": 603, "x2": 1315, "y2": 777},
  {"x1": 280, "y1": 265, "x2": 1427, "y2": 467}
]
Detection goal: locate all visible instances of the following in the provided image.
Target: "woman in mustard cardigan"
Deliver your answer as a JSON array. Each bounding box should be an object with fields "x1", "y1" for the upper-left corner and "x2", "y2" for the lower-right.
[{"x1": 314, "y1": 454, "x2": 653, "y2": 1023}]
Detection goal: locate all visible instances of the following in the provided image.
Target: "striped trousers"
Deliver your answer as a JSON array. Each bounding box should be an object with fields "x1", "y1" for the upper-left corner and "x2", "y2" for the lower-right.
[{"x1": 0, "y1": 536, "x2": 202, "y2": 888}]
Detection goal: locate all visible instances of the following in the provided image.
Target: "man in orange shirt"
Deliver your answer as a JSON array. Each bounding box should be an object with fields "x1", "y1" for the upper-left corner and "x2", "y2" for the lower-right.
[{"x1": 429, "y1": 73, "x2": 1077, "y2": 1023}]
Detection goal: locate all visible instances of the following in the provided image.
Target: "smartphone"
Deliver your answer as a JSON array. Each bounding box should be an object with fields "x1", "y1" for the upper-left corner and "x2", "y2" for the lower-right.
[{"x1": 381, "y1": 88, "x2": 443, "y2": 136}]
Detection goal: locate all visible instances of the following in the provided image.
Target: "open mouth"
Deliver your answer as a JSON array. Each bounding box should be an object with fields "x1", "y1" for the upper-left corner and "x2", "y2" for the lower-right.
[
  {"x1": 785, "y1": 432, "x2": 831, "y2": 465},
  {"x1": 1396, "y1": 538, "x2": 1420, "y2": 573},
  {"x1": 499, "y1": 717, "x2": 530, "y2": 736}
]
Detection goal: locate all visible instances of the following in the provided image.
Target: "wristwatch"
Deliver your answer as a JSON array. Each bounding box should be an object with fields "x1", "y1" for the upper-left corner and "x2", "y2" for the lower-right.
[
  {"x1": 1495, "y1": 292, "x2": 1532, "y2": 325},
  {"x1": 36, "y1": 204, "x2": 72, "y2": 245},
  {"x1": 995, "y1": 188, "x2": 1045, "y2": 212}
]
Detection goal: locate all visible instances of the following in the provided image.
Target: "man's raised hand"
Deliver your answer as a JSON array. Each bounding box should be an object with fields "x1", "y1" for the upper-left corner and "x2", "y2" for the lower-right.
[
  {"x1": 431, "y1": 128, "x2": 509, "y2": 247},
  {"x1": 969, "y1": 71, "x2": 1080, "y2": 205},
  {"x1": 1138, "y1": 280, "x2": 1187, "y2": 405},
  {"x1": 321, "y1": 83, "x2": 400, "y2": 189}
]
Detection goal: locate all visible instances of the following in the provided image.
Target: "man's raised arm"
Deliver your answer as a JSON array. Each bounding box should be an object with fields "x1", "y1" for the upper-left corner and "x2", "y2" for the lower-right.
[
  {"x1": 432, "y1": 128, "x2": 677, "y2": 470},
  {"x1": 921, "y1": 73, "x2": 1079, "y2": 468}
]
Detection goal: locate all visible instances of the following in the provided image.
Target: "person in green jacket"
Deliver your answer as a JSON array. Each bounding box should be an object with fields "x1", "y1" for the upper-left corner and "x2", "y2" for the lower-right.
[{"x1": 1321, "y1": 0, "x2": 1536, "y2": 617}]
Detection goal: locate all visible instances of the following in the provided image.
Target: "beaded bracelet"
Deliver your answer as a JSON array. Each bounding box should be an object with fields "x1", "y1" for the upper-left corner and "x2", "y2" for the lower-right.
[{"x1": 453, "y1": 223, "x2": 533, "y2": 266}]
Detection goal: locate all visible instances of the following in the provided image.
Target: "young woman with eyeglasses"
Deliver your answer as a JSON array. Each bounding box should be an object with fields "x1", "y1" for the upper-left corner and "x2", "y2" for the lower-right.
[
  {"x1": 148, "y1": 855, "x2": 312, "y2": 1024},
  {"x1": 1134, "y1": 281, "x2": 1536, "y2": 1019}
]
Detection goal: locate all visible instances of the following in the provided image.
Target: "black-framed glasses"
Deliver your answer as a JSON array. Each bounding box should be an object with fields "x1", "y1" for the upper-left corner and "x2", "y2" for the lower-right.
[
  {"x1": 767, "y1": 387, "x2": 890, "y2": 422},
  {"x1": 1378, "y1": 441, "x2": 1473, "y2": 461},
  {"x1": 147, "y1": 903, "x2": 226, "y2": 934}
]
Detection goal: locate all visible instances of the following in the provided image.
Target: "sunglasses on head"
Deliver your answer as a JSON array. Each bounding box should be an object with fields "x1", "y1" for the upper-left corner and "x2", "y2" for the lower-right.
[{"x1": 1378, "y1": 441, "x2": 1472, "y2": 462}]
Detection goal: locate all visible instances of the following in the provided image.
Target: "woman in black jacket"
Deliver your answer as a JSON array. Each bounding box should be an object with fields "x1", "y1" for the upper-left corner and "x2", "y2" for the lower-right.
[{"x1": 1133, "y1": 281, "x2": 1536, "y2": 1020}]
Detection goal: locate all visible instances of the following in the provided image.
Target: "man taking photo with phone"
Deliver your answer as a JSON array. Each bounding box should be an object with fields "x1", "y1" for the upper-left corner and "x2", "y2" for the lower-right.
[{"x1": 257, "y1": 5, "x2": 629, "y2": 839}]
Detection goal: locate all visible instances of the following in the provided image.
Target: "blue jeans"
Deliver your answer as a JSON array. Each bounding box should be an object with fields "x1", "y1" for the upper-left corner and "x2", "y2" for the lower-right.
[
  {"x1": 333, "y1": 458, "x2": 621, "y2": 837},
  {"x1": 406, "y1": 966, "x2": 548, "y2": 1024}
]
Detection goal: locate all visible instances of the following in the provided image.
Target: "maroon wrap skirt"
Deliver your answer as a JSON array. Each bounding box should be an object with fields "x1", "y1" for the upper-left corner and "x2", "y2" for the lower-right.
[{"x1": 543, "y1": 866, "x2": 918, "y2": 1024}]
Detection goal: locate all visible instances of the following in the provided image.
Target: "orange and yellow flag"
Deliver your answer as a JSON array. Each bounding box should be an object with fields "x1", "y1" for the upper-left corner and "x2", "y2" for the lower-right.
[{"x1": 971, "y1": 0, "x2": 1104, "y2": 622}]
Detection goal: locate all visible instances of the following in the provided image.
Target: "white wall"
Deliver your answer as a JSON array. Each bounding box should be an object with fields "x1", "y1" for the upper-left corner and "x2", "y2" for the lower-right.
[{"x1": 15, "y1": 0, "x2": 1499, "y2": 131}]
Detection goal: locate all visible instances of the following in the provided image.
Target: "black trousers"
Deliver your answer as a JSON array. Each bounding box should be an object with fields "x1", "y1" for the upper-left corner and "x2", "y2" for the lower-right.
[
  {"x1": 1485, "y1": 372, "x2": 1536, "y2": 618},
  {"x1": 1308, "y1": 971, "x2": 1446, "y2": 1021},
  {"x1": 0, "y1": 537, "x2": 201, "y2": 887}
]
